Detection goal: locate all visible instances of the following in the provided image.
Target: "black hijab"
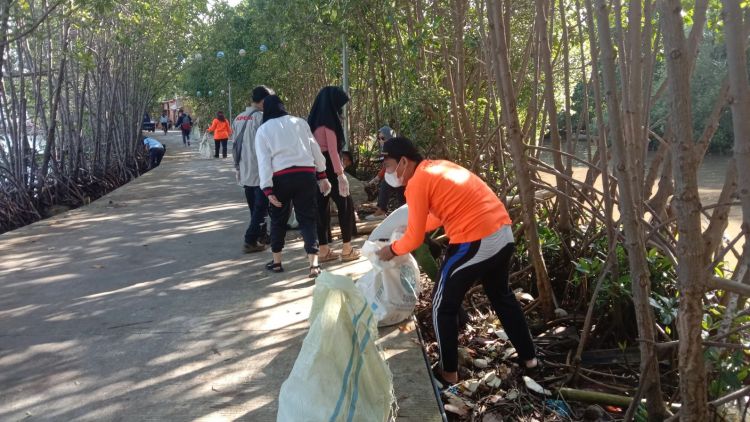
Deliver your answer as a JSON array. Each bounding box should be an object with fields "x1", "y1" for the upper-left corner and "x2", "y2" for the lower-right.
[
  {"x1": 308, "y1": 86, "x2": 349, "y2": 152},
  {"x1": 262, "y1": 95, "x2": 289, "y2": 124}
]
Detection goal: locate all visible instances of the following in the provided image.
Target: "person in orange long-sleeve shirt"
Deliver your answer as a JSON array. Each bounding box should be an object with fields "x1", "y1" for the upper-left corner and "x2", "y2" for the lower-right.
[
  {"x1": 375, "y1": 137, "x2": 539, "y2": 386},
  {"x1": 207, "y1": 111, "x2": 232, "y2": 158}
]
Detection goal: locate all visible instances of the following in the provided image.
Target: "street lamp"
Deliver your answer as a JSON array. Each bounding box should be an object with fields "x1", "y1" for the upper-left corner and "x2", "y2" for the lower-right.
[
  {"x1": 216, "y1": 50, "x2": 233, "y2": 121},
  {"x1": 194, "y1": 47, "x2": 262, "y2": 121}
]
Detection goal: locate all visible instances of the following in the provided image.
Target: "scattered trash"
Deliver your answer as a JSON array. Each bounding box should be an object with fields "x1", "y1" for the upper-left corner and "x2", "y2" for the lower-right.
[
  {"x1": 501, "y1": 347, "x2": 516, "y2": 360},
  {"x1": 492, "y1": 328, "x2": 509, "y2": 341},
  {"x1": 458, "y1": 347, "x2": 474, "y2": 367},
  {"x1": 473, "y1": 358, "x2": 489, "y2": 369},
  {"x1": 443, "y1": 391, "x2": 471, "y2": 417},
  {"x1": 464, "y1": 380, "x2": 481, "y2": 394},
  {"x1": 545, "y1": 399, "x2": 572, "y2": 418},
  {"x1": 445, "y1": 403, "x2": 469, "y2": 418},
  {"x1": 515, "y1": 291, "x2": 534, "y2": 302},
  {"x1": 554, "y1": 308, "x2": 568, "y2": 318},
  {"x1": 481, "y1": 372, "x2": 503, "y2": 389},
  {"x1": 523, "y1": 376, "x2": 551, "y2": 395},
  {"x1": 486, "y1": 394, "x2": 504, "y2": 405},
  {"x1": 496, "y1": 364, "x2": 512, "y2": 380}
]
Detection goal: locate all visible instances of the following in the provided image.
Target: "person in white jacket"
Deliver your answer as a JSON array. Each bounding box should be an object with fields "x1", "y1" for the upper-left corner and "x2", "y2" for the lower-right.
[
  {"x1": 255, "y1": 95, "x2": 331, "y2": 278},
  {"x1": 232, "y1": 86, "x2": 273, "y2": 253}
]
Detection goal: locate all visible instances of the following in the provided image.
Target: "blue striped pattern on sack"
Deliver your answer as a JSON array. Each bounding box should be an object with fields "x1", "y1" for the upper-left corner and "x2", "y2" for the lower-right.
[{"x1": 329, "y1": 301, "x2": 375, "y2": 421}]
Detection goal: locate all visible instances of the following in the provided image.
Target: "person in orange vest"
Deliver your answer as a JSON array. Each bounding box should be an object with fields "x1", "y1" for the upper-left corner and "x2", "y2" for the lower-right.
[
  {"x1": 375, "y1": 137, "x2": 539, "y2": 386},
  {"x1": 207, "y1": 111, "x2": 232, "y2": 158}
]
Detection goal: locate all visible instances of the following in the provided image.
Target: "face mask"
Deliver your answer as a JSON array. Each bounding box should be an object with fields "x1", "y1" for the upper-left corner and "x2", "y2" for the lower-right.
[
  {"x1": 384, "y1": 159, "x2": 404, "y2": 188},
  {"x1": 384, "y1": 171, "x2": 402, "y2": 188}
]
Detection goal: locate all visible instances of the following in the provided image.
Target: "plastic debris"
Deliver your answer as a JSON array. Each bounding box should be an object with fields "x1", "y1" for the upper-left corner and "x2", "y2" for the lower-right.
[
  {"x1": 545, "y1": 399, "x2": 572, "y2": 418},
  {"x1": 493, "y1": 328, "x2": 509, "y2": 340},
  {"x1": 473, "y1": 358, "x2": 489, "y2": 369},
  {"x1": 523, "y1": 375, "x2": 552, "y2": 395},
  {"x1": 554, "y1": 308, "x2": 569, "y2": 318}
]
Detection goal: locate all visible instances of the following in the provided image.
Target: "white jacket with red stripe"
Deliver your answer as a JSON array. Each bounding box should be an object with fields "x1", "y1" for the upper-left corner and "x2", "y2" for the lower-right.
[{"x1": 255, "y1": 115, "x2": 327, "y2": 193}]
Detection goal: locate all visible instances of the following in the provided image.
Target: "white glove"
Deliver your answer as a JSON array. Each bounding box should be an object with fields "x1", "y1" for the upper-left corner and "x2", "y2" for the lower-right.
[
  {"x1": 337, "y1": 173, "x2": 350, "y2": 197},
  {"x1": 318, "y1": 178, "x2": 332, "y2": 196}
]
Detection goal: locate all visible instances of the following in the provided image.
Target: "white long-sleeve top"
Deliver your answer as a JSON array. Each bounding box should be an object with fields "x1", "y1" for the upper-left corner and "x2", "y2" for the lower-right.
[{"x1": 255, "y1": 115, "x2": 327, "y2": 195}]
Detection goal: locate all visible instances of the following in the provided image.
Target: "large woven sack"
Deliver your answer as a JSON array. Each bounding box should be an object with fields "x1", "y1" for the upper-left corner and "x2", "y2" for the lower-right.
[{"x1": 277, "y1": 272, "x2": 396, "y2": 422}]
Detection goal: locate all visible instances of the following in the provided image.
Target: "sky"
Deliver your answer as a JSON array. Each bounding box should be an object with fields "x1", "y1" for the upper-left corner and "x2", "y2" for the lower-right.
[{"x1": 210, "y1": 0, "x2": 242, "y2": 8}]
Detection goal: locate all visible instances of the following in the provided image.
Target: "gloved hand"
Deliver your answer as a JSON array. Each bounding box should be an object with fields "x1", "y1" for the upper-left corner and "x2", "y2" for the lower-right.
[
  {"x1": 318, "y1": 178, "x2": 332, "y2": 196},
  {"x1": 338, "y1": 173, "x2": 350, "y2": 197},
  {"x1": 368, "y1": 176, "x2": 380, "y2": 186}
]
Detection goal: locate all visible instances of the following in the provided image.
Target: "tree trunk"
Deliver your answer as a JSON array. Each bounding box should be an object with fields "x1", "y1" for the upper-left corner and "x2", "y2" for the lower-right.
[
  {"x1": 487, "y1": 0, "x2": 555, "y2": 318},
  {"x1": 593, "y1": 0, "x2": 666, "y2": 419},
  {"x1": 659, "y1": 1, "x2": 709, "y2": 420},
  {"x1": 536, "y1": 0, "x2": 572, "y2": 234},
  {"x1": 721, "y1": 0, "x2": 750, "y2": 356}
]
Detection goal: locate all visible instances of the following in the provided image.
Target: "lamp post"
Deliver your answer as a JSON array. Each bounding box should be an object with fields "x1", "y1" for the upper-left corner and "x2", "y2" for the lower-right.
[
  {"x1": 216, "y1": 49, "x2": 249, "y2": 122},
  {"x1": 216, "y1": 51, "x2": 233, "y2": 121},
  {"x1": 195, "y1": 47, "x2": 263, "y2": 122}
]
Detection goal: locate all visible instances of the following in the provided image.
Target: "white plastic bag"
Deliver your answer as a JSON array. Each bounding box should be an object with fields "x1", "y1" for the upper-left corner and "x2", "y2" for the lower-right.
[
  {"x1": 368, "y1": 204, "x2": 409, "y2": 242},
  {"x1": 357, "y1": 229, "x2": 422, "y2": 327},
  {"x1": 277, "y1": 272, "x2": 395, "y2": 422},
  {"x1": 198, "y1": 131, "x2": 213, "y2": 159},
  {"x1": 287, "y1": 208, "x2": 299, "y2": 229}
]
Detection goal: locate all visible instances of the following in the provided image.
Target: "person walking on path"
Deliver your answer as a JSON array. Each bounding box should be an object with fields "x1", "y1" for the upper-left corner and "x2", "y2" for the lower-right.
[
  {"x1": 159, "y1": 111, "x2": 169, "y2": 135},
  {"x1": 366, "y1": 125, "x2": 405, "y2": 220},
  {"x1": 175, "y1": 109, "x2": 193, "y2": 146},
  {"x1": 308, "y1": 86, "x2": 360, "y2": 263},
  {"x1": 233, "y1": 86, "x2": 273, "y2": 253},
  {"x1": 207, "y1": 111, "x2": 232, "y2": 158},
  {"x1": 375, "y1": 137, "x2": 539, "y2": 386},
  {"x1": 143, "y1": 136, "x2": 166, "y2": 169},
  {"x1": 255, "y1": 95, "x2": 331, "y2": 278}
]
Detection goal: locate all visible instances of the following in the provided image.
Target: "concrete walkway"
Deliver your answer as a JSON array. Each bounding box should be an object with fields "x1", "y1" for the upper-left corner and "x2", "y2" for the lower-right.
[{"x1": 0, "y1": 131, "x2": 441, "y2": 421}]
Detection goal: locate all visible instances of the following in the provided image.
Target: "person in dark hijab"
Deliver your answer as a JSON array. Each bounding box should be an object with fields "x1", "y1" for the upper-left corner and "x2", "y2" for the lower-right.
[
  {"x1": 261, "y1": 95, "x2": 289, "y2": 123},
  {"x1": 255, "y1": 95, "x2": 330, "y2": 278},
  {"x1": 308, "y1": 86, "x2": 360, "y2": 263}
]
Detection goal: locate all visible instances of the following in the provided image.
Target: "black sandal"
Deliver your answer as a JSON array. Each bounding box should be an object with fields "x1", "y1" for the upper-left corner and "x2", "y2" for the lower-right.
[
  {"x1": 266, "y1": 260, "x2": 284, "y2": 273},
  {"x1": 309, "y1": 265, "x2": 321, "y2": 278}
]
